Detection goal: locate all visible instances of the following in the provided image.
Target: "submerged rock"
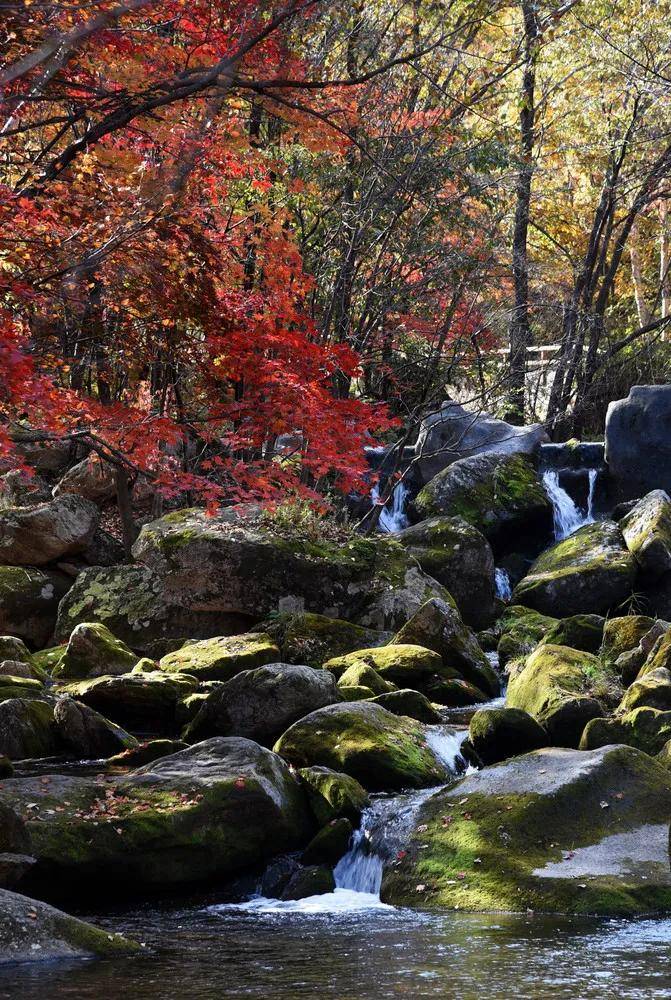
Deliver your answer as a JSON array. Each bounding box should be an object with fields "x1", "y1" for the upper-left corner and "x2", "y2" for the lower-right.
[
  {"x1": 506, "y1": 644, "x2": 614, "y2": 748},
  {"x1": 54, "y1": 622, "x2": 140, "y2": 680},
  {"x1": 159, "y1": 633, "x2": 279, "y2": 682},
  {"x1": 395, "y1": 516, "x2": 497, "y2": 628},
  {"x1": 413, "y1": 453, "x2": 551, "y2": 548},
  {"x1": 513, "y1": 521, "x2": 636, "y2": 618},
  {"x1": 382, "y1": 745, "x2": 671, "y2": 915},
  {"x1": 0, "y1": 495, "x2": 98, "y2": 566},
  {"x1": 274, "y1": 701, "x2": 448, "y2": 791},
  {"x1": 469, "y1": 707, "x2": 547, "y2": 764},
  {"x1": 0, "y1": 738, "x2": 311, "y2": 891},
  {"x1": 0, "y1": 889, "x2": 139, "y2": 963},
  {"x1": 184, "y1": 663, "x2": 341, "y2": 746}
]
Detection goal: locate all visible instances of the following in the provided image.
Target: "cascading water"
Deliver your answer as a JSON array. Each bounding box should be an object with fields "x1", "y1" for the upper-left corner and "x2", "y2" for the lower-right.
[
  {"x1": 370, "y1": 480, "x2": 409, "y2": 533},
  {"x1": 542, "y1": 469, "x2": 596, "y2": 541},
  {"x1": 495, "y1": 567, "x2": 512, "y2": 602}
]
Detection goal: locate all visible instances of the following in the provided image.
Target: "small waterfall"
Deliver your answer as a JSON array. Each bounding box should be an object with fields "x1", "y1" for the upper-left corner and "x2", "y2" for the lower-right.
[
  {"x1": 495, "y1": 567, "x2": 512, "y2": 602},
  {"x1": 542, "y1": 469, "x2": 596, "y2": 541},
  {"x1": 333, "y1": 822, "x2": 384, "y2": 895},
  {"x1": 371, "y1": 480, "x2": 409, "y2": 533}
]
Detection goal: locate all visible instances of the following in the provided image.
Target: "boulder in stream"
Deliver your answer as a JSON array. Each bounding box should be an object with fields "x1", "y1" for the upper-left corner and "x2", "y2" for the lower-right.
[
  {"x1": 468, "y1": 707, "x2": 547, "y2": 765},
  {"x1": 159, "y1": 633, "x2": 280, "y2": 682},
  {"x1": 0, "y1": 699, "x2": 57, "y2": 760},
  {"x1": 382, "y1": 745, "x2": 671, "y2": 915},
  {"x1": 53, "y1": 697, "x2": 138, "y2": 759}
]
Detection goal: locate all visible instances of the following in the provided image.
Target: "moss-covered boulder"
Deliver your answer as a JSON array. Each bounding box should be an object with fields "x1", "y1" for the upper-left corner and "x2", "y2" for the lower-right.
[
  {"x1": 131, "y1": 506, "x2": 450, "y2": 633},
  {"x1": 159, "y1": 633, "x2": 279, "y2": 682},
  {"x1": 31, "y1": 644, "x2": 66, "y2": 676},
  {"x1": 0, "y1": 637, "x2": 42, "y2": 680},
  {"x1": 619, "y1": 667, "x2": 671, "y2": 714},
  {"x1": 0, "y1": 699, "x2": 57, "y2": 760},
  {"x1": 183, "y1": 663, "x2": 340, "y2": 747},
  {"x1": 580, "y1": 708, "x2": 671, "y2": 756},
  {"x1": 506, "y1": 644, "x2": 615, "y2": 747},
  {"x1": 53, "y1": 622, "x2": 139, "y2": 681},
  {"x1": 423, "y1": 676, "x2": 490, "y2": 707},
  {"x1": 613, "y1": 621, "x2": 669, "y2": 686},
  {"x1": 0, "y1": 676, "x2": 44, "y2": 701},
  {"x1": 0, "y1": 738, "x2": 311, "y2": 892},
  {"x1": 302, "y1": 817, "x2": 353, "y2": 866},
  {"x1": 513, "y1": 522, "x2": 636, "y2": 617},
  {"x1": 0, "y1": 495, "x2": 98, "y2": 566},
  {"x1": 620, "y1": 490, "x2": 671, "y2": 579},
  {"x1": 337, "y1": 684, "x2": 376, "y2": 701},
  {"x1": 413, "y1": 453, "x2": 552, "y2": 548},
  {"x1": 468, "y1": 707, "x2": 547, "y2": 764},
  {"x1": 370, "y1": 689, "x2": 442, "y2": 724},
  {"x1": 260, "y1": 611, "x2": 390, "y2": 668},
  {"x1": 382, "y1": 745, "x2": 671, "y2": 916},
  {"x1": 539, "y1": 614, "x2": 605, "y2": 654},
  {"x1": 392, "y1": 599, "x2": 499, "y2": 697},
  {"x1": 641, "y1": 626, "x2": 671, "y2": 675},
  {"x1": 323, "y1": 645, "x2": 442, "y2": 688},
  {"x1": 395, "y1": 516, "x2": 497, "y2": 628},
  {"x1": 496, "y1": 605, "x2": 559, "y2": 668},
  {"x1": 601, "y1": 615, "x2": 656, "y2": 667},
  {"x1": 274, "y1": 702, "x2": 448, "y2": 791},
  {"x1": 0, "y1": 889, "x2": 139, "y2": 963},
  {"x1": 57, "y1": 670, "x2": 198, "y2": 733},
  {"x1": 337, "y1": 663, "x2": 396, "y2": 696},
  {"x1": 107, "y1": 739, "x2": 188, "y2": 769},
  {"x1": 53, "y1": 697, "x2": 138, "y2": 759},
  {"x1": 298, "y1": 766, "x2": 369, "y2": 826},
  {"x1": 0, "y1": 566, "x2": 71, "y2": 648}
]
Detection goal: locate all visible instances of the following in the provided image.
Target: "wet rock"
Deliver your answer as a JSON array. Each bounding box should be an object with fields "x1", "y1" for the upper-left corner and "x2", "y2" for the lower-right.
[
  {"x1": 107, "y1": 739, "x2": 188, "y2": 768},
  {"x1": 393, "y1": 599, "x2": 499, "y2": 697},
  {"x1": 0, "y1": 738, "x2": 312, "y2": 891},
  {"x1": 302, "y1": 818, "x2": 353, "y2": 865},
  {"x1": 413, "y1": 453, "x2": 552, "y2": 549},
  {"x1": 601, "y1": 615, "x2": 656, "y2": 667},
  {"x1": 620, "y1": 490, "x2": 671, "y2": 579},
  {"x1": 159, "y1": 633, "x2": 279, "y2": 682},
  {"x1": 0, "y1": 495, "x2": 98, "y2": 566},
  {"x1": 395, "y1": 516, "x2": 497, "y2": 628},
  {"x1": 468, "y1": 707, "x2": 547, "y2": 765},
  {"x1": 513, "y1": 521, "x2": 636, "y2": 618},
  {"x1": 281, "y1": 865, "x2": 335, "y2": 900},
  {"x1": 298, "y1": 766, "x2": 369, "y2": 827},
  {"x1": 0, "y1": 700, "x2": 57, "y2": 760},
  {"x1": 0, "y1": 566, "x2": 71, "y2": 647},
  {"x1": 0, "y1": 889, "x2": 139, "y2": 963},
  {"x1": 370, "y1": 689, "x2": 442, "y2": 724},
  {"x1": 618, "y1": 667, "x2": 671, "y2": 714},
  {"x1": 274, "y1": 701, "x2": 448, "y2": 792},
  {"x1": 184, "y1": 663, "x2": 341, "y2": 747},
  {"x1": 54, "y1": 622, "x2": 139, "y2": 680},
  {"x1": 382, "y1": 745, "x2": 671, "y2": 915},
  {"x1": 605, "y1": 385, "x2": 671, "y2": 500},
  {"x1": 260, "y1": 611, "x2": 390, "y2": 668},
  {"x1": 53, "y1": 697, "x2": 138, "y2": 759},
  {"x1": 506, "y1": 644, "x2": 613, "y2": 747},
  {"x1": 580, "y1": 707, "x2": 671, "y2": 756}
]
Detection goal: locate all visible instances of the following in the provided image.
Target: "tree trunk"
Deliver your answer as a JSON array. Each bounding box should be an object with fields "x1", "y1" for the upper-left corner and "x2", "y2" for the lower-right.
[{"x1": 507, "y1": 0, "x2": 539, "y2": 424}]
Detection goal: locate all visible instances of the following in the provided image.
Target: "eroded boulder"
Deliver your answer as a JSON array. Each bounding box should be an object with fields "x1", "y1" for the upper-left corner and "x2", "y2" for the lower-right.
[
  {"x1": 159, "y1": 633, "x2": 279, "y2": 682},
  {"x1": 0, "y1": 495, "x2": 98, "y2": 566},
  {"x1": 620, "y1": 490, "x2": 671, "y2": 579},
  {"x1": 54, "y1": 622, "x2": 139, "y2": 680}
]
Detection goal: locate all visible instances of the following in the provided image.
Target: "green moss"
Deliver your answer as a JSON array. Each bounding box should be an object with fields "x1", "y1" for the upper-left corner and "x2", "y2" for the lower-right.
[
  {"x1": 601, "y1": 616, "x2": 656, "y2": 665},
  {"x1": 337, "y1": 662, "x2": 396, "y2": 695},
  {"x1": 298, "y1": 766, "x2": 369, "y2": 826},
  {"x1": 159, "y1": 632, "x2": 279, "y2": 681},
  {"x1": 324, "y1": 644, "x2": 441, "y2": 686},
  {"x1": 497, "y1": 605, "x2": 559, "y2": 667},
  {"x1": 261, "y1": 611, "x2": 389, "y2": 668}
]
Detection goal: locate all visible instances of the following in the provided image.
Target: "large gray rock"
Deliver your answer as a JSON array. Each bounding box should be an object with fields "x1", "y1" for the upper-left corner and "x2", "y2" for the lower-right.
[
  {"x1": 620, "y1": 490, "x2": 671, "y2": 580},
  {"x1": 0, "y1": 738, "x2": 311, "y2": 891},
  {"x1": 395, "y1": 516, "x2": 497, "y2": 628},
  {"x1": 513, "y1": 521, "x2": 636, "y2": 617},
  {"x1": 56, "y1": 670, "x2": 198, "y2": 733},
  {"x1": 413, "y1": 453, "x2": 552, "y2": 548},
  {"x1": 0, "y1": 889, "x2": 138, "y2": 963},
  {"x1": 0, "y1": 495, "x2": 99, "y2": 565},
  {"x1": 606, "y1": 386, "x2": 671, "y2": 500},
  {"x1": 53, "y1": 454, "x2": 116, "y2": 504},
  {"x1": 382, "y1": 745, "x2": 671, "y2": 915},
  {"x1": 0, "y1": 566, "x2": 71, "y2": 647},
  {"x1": 414, "y1": 400, "x2": 548, "y2": 485},
  {"x1": 131, "y1": 506, "x2": 449, "y2": 633},
  {"x1": 184, "y1": 663, "x2": 341, "y2": 746}
]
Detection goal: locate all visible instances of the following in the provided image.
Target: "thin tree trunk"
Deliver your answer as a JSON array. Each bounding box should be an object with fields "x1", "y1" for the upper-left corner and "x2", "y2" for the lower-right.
[
  {"x1": 660, "y1": 200, "x2": 670, "y2": 333},
  {"x1": 507, "y1": 0, "x2": 539, "y2": 424}
]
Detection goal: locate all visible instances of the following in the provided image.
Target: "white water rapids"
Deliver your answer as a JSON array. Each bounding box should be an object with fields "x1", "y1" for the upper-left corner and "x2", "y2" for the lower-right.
[{"x1": 371, "y1": 480, "x2": 409, "y2": 533}]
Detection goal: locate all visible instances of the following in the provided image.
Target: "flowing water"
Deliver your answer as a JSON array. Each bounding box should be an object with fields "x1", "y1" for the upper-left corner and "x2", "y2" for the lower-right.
[
  {"x1": 495, "y1": 566, "x2": 512, "y2": 601},
  {"x1": 371, "y1": 480, "x2": 410, "y2": 533},
  {"x1": 542, "y1": 468, "x2": 597, "y2": 541}
]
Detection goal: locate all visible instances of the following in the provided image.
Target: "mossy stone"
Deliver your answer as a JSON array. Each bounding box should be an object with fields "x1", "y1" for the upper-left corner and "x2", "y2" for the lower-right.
[
  {"x1": 260, "y1": 611, "x2": 390, "y2": 668},
  {"x1": 0, "y1": 699, "x2": 57, "y2": 759},
  {"x1": 337, "y1": 663, "x2": 397, "y2": 696},
  {"x1": 540, "y1": 614, "x2": 605, "y2": 653},
  {"x1": 497, "y1": 605, "x2": 559, "y2": 668},
  {"x1": 620, "y1": 490, "x2": 671, "y2": 579},
  {"x1": 302, "y1": 817, "x2": 353, "y2": 865},
  {"x1": 601, "y1": 616, "x2": 656, "y2": 667},
  {"x1": 159, "y1": 632, "x2": 280, "y2": 682},
  {"x1": 580, "y1": 707, "x2": 671, "y2": 756},
  {"x1": 370, "y1": 689, "x2": 442, "y2": 724},
  {"x1": 53, "y1": 622, "x2": 139, "y2": 680},
  {"x1": 281, "y1": 865, "x2": 335, "y2": 900},
  {"x1": 298, "y1": 766, "x2": 369, "y2": 826},
  {"x1": 469, "y1": 707, "x2": 547, "y2": 764},
  {"x1": 337, "y1": 684, "x2": 376, "y2": 701},
  {"x1": 324, "y1": 644, "x2": 442, "y2": 687}
]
